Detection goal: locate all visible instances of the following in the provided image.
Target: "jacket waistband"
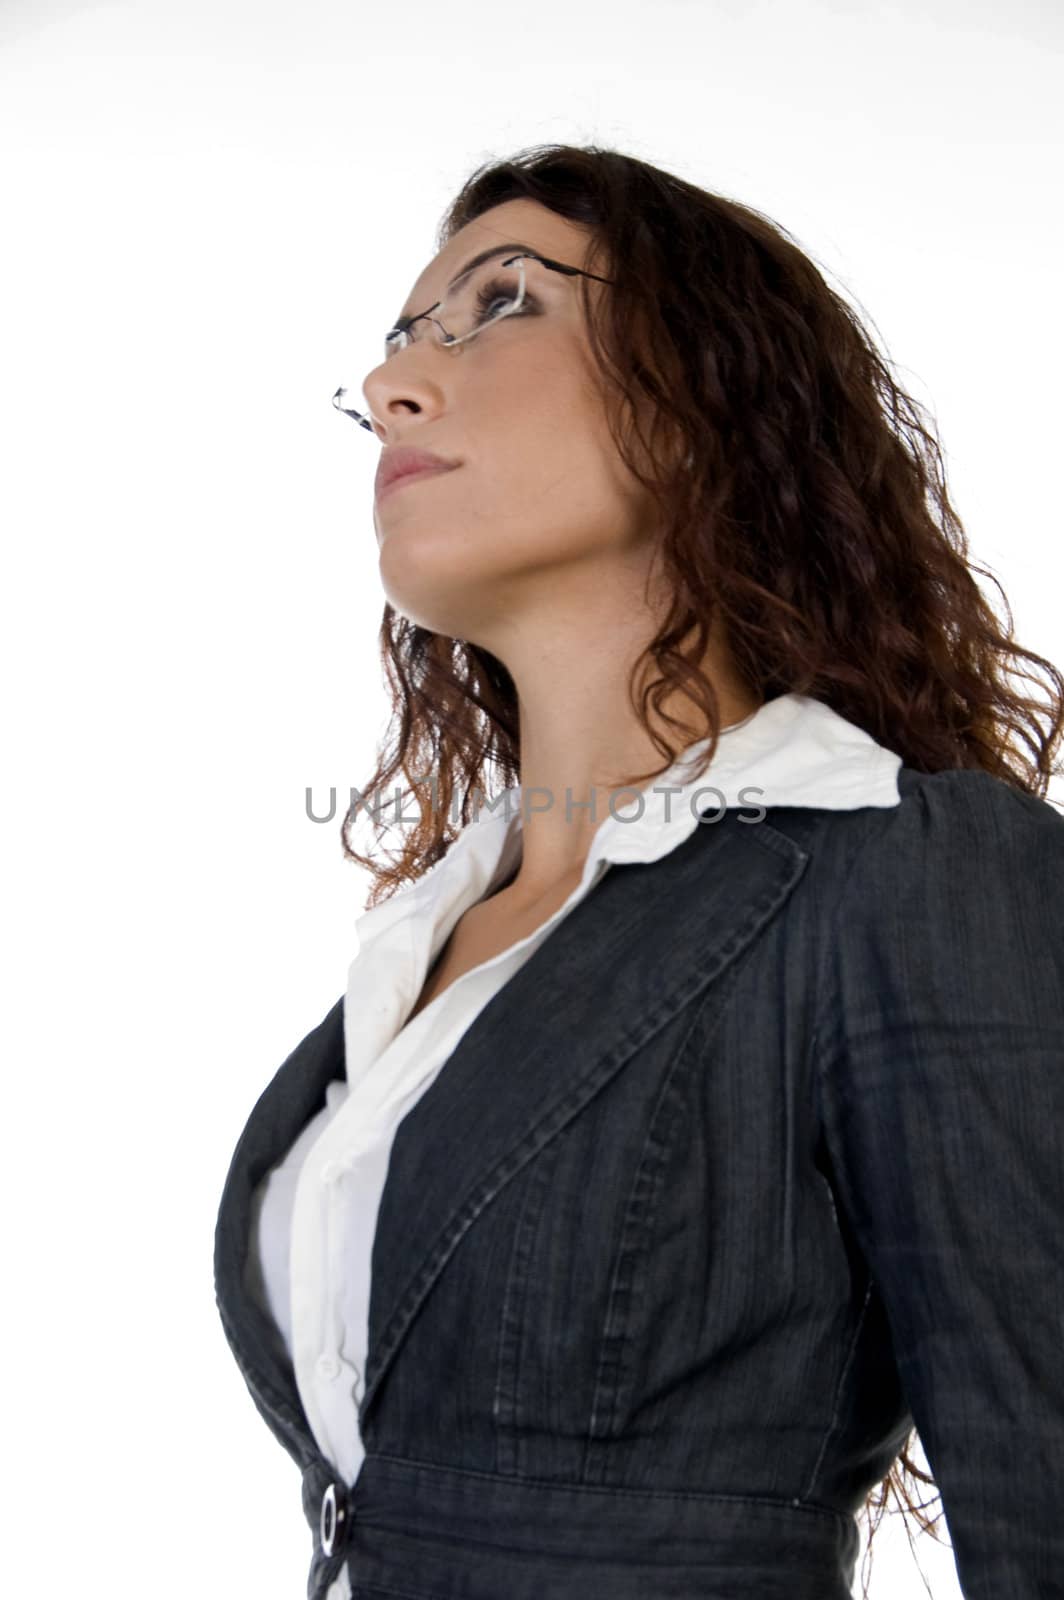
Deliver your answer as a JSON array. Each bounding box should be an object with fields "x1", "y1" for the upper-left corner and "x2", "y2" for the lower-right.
[{"x1": 302, "y1": 1453, "x2": 860, "y2": 1600}]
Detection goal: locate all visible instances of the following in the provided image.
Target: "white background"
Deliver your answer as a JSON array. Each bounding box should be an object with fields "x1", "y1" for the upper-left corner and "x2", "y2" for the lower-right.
[{"x1": 1, "y1": 1, "x2": 1060, "y2": 1596}]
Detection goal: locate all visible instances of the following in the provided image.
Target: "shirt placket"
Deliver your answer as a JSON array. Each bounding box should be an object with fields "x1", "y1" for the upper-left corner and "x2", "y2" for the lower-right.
[{"x1": 317, "y1": 1153, "x2": 365, "y2": 1467}]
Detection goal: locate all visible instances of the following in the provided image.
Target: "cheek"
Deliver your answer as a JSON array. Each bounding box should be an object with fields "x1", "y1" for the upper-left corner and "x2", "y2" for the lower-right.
[
  {"x1": 463, "y1": 337, "x2": 601, "y2": 488},
  {"x1": 460, "y1": 411, "x2": 631, "y2": 545}
]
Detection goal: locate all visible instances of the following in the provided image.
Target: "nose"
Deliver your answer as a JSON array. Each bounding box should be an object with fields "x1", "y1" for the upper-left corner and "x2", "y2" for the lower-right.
[{"x1": 362, "y1": 349, "x2": 453, "y2": 440}]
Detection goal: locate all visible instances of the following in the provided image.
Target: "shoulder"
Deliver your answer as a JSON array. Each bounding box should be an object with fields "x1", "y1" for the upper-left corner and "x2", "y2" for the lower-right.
[
  {"x1": 894, "y1": 762, "x2": 1064, "y2": 836},
  {"x1": 813, "y1": 766, "x2": 1064, "y2": 1147},
  {"x1": 819, "y1": 766, "x2": 1064, "y2": 1030},
  {"x1": 836, "y1": 764, "x2": 1064, "y2": 905},
  {"x1": 765, "y1": 765, "x2": 1064, "y2": 921}
]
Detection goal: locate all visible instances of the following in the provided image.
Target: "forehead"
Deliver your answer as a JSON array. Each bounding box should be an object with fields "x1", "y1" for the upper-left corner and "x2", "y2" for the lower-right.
[{"x1": 398, "y1": 198, "x2": 599, "y2": 321}]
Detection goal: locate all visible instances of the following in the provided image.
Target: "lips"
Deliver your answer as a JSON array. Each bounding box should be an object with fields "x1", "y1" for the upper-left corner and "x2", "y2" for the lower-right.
[
  {"x1": 375, "y1": 463, "x2": 456, "y2": 502},
  {"x1": 375, "y1": 447, "x2": 459, "y2": 501}
]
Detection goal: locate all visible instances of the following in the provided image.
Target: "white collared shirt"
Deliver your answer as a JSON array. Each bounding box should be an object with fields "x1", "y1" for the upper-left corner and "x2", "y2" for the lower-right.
[{"x1": 245, "y1": 693, "x2": 903, "y2": 1533}]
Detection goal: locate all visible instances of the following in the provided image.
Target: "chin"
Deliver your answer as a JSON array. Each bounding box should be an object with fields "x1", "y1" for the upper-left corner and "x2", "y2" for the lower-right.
[
  {"x1": 378, "y1": 564, "x2": 470, "y2": 636},
  {"x1": 379, "y1": 535, "x2": 504, "y2": 621}
]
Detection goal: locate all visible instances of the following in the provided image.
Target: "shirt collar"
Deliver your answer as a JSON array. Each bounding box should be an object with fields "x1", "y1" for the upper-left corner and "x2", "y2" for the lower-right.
[{"x1": 353, "y1": 692, "x2": 901, "y2": 944}]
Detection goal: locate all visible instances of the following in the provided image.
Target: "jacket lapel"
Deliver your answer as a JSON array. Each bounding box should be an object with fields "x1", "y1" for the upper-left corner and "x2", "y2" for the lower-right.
[
  {"x1": 360, "y1": 810, "x2": 809, "y2": 1431},
  {"x1": 214, "y1": 808, "x2": 810, "y2": 1457}
]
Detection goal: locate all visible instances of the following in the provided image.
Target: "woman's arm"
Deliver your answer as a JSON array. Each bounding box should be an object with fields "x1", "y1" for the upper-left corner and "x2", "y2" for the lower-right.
[{"x1": 815, "y1": 768, "x2": 1064, "y2": 1600}]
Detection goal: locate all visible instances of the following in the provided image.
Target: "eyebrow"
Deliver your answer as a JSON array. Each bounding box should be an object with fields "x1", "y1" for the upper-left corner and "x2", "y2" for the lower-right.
[{"x1": 394, "y1": 241, "x2": 542, "y2": 327}]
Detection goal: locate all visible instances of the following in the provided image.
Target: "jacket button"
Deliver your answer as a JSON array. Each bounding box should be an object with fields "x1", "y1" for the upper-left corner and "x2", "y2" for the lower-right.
[{"x1": 320, "y1": 1481, "x2": 350, "y2": 1557}]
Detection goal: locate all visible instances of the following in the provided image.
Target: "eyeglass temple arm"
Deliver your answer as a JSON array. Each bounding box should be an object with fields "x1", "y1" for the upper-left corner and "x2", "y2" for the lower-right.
[{"x1": 332, "y1": 385, "x2": 376, "y2": 430}]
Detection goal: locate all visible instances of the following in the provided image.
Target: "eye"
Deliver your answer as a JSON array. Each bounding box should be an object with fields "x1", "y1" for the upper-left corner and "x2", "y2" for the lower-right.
[{"x1": 473, "y1": 275, "x2": 540, "y2": 320}]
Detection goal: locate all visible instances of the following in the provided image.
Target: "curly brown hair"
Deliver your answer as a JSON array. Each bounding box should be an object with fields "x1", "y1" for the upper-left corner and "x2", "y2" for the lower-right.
[{"x1": 340, "y1": 142, "x2": 1064, "y2": 1595}]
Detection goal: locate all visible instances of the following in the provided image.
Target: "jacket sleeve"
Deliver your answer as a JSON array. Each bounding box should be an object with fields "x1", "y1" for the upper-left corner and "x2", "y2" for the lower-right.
[{"x1": 815, "y1": 768, "x2": 1064, "y2": 1600}]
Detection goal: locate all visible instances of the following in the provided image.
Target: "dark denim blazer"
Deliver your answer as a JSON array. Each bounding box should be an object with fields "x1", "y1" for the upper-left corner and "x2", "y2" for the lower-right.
[{"x1": 214, "y1": 765, "x2": 1064, "y2": 1600}]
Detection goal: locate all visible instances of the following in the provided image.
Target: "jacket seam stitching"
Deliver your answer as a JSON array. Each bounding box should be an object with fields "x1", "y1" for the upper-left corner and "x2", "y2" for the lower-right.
[
  {"x1": 800, "y1": 1274, "x2": 875, "y2": 1503},
  {"x1": 583, "y1": 973, "x2": 739, "y2": 1469}
]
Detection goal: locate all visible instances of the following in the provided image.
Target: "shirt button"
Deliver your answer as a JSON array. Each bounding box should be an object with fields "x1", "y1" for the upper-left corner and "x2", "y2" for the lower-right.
[
  {"x1": 317, "y1": 1353, "x2": 341, "y2": 1381},
  {"x1": 320, "y1": 1159, "x2": 343, "y2": 1185}
]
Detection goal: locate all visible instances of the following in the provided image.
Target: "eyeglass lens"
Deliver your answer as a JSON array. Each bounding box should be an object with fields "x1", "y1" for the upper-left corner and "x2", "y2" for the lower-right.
[
  {"x1": 384, "y1": 255, "x2": 534, "y2": 359},
  {"x1": 335, "y1": 255, "x2": 546, "y2": 430}
]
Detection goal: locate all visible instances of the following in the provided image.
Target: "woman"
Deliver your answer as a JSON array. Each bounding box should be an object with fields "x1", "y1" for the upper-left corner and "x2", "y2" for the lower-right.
[{"x1": 214, "y1": 144, "x2": 1064, "y2": 1600}]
